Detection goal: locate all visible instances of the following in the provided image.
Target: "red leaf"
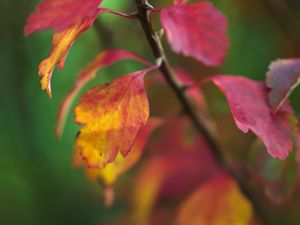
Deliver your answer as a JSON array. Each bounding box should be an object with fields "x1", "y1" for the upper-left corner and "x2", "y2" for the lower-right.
[
  {"x1": 266, "y1": 58, "x2": 300, "y2": 111},
  {"x1": 56, "y1": 49, "x2": 151, "y2": 138},
  {"x1": 211, "y1": 75, "x2": 296, "y2": 159},
  {"x1": 25, "y1": 0, "x2": 102, "y2": 35},
  {"x1": 160, "y1": 1, "x2": 228, "y2": 66}
]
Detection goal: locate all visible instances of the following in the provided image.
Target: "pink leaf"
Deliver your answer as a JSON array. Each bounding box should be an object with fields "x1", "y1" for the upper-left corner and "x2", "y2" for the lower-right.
[
  {"x1": 25, "y1": 0, "x2": 102, "y2": 35},
  {"x1": 160, "y1": 2, "x2": 228, "y2": 66},
  {"x1": 211, "y1": 75, "x2": 296, "y2": 159},
  {"x1": 154, "y1": 68, "x2": 208, "y2": 110},
  {"x1": 266, "y1": 58, "x2": 300, "y2": 111},
  {"x1": 175, "y1": 69, "x2": 208, "y2": 109}
]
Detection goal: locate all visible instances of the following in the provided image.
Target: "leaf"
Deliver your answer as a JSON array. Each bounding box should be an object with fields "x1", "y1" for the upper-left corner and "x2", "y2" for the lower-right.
[
  {"x1": 132, "y1": 117, "x2": 218, "y2": 223},
  {"x1": 177, "y1": 172, "x2": 253, "y2": 225},
  {"x1": 74, "y1": 118, "x2": 161, "y2": 185},
  {"x1": 147, "y1": 117, "x2": 215, "y2": 160},
  {"x1": 133, "y1": 155, "x2": 216, "y2": 223},
  {"x1": 247, "y1": 140, "x2": 297, "y2": 203},
  {"x1": 74, "y1": 66, "x2": 157, "y2": 168},
  {"x1": 266, "y1": 58, "x2": 300, "y2": 111},
  {"x1": 38, "y1": 16, "x2": 98, "y2": 97},
  {"x1": 160, "y1": 1, "x2": 228, "y2": 66},
  {"x1": 74, "y1": 118, "x2": 161, "y2": 208},
  {"x1": 56, "y1": 49, "x2": 151, "y2": 138},
  {"x1": 296, "y1": 130, "x2": 300, "y2": 179},
  {"x1": 174, "y1": 0, "x2": 187, "y2": 5},
  {"x1": 297, "y1": 131, "x2": 300, "y2": 164},
  {"x1": 153, "y1": 69, "x2": 217, "y2": 134},
  {"x1": 24, "y1": 0, "x2": 102, "y2": 35},
  {"x1": 175, "y1": 69, "x2": 208, "y2": 109},
  {"x1": 211, "y1": 75, "x2": 296, "y2": 159},
  {"x1": 154, "y1": 68, "x2": 207, "y2": 110}
]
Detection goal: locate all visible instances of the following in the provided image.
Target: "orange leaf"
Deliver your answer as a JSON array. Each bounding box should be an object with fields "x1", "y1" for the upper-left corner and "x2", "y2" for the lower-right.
[
  {"x1": 38, "y1": 16, "x2": 98, "y2": 97},
  {"x1": 56, "y1": 49, "x2": 151, "y2": 138},
  {"x1": 177, "y1": 172, "x2": 253, "y2": 225},
  {"x1": 74, "y1": 66, "x2": 157, "y2": 168}
]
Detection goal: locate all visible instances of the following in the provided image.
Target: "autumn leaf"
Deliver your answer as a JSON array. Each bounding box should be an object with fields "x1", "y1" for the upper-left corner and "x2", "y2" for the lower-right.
[
  {"x1": 74, "y1": 66, "x2": 157, "y2": 168},
  {"x1": 74, "y1": 118, "x2": 161, "y2": 185},
  {"x1": 74, "y1": 118, "x2": 160, "y2": 206},
  {"x1": 25, "y1": 0, "x2": 138, "y2": 97},
  {"x1": 154, "y1": 69, "x2": 208, "y2": 110},
  {"x1": 211, "y1": 75, "x2": 297, "y2": 159},
  {"x1": 147, "y1": 117, "x2": 215, "y2": 159},
  {"x1": 296, "y1": 130, "x2": 300, "y2": 182},
  {"x1": 132, "y1": 117, "x2": 218, "y2": 223},
  {"x1": 247, "y1": 140, "x2": 297, "y2": 203},
  {"x1": 174, "y1": 0, "x2": 187, "y2": 5},
  {"x1": 38, "y1": 16, "x2": 98, "y2": 97},
  {"x1": 266, "y1": 58, "x2": 300, "y2": 112},
  {"x1": 24, "y1": 0, "x2": 102, "y2": 35},
  {"x1": 174, "y1": 69, "x2": 208, "y2": 110},
  {"x1": 133, "y1": 155, "x2": 216, "y2": 223},
  {"x1": 160, "y1": 1, "x2": 228, "y2": 66},
  {"x1": 177, "y1": 172, "x2": 253, "y2": 225},
  {"x1": 152, "y1": 69, "x2": 217, "y2": 135},
  {"x1": 56, "y1": 49, "x2": 151, "y2": 138}
]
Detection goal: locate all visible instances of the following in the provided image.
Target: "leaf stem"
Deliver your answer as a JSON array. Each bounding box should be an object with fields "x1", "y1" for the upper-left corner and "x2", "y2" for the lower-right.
[
  {"x1": 133, "y1": 0, "x2": 273, "y2": 224},
  {"x1": 98, "y1": 7, "x2": 138, "y2": 19}
]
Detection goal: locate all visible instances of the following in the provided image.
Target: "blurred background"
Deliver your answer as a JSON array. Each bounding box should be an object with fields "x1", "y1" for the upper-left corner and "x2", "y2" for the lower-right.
[{"x1": 1, "y1": 0, "x2": 300, "y2": 225}]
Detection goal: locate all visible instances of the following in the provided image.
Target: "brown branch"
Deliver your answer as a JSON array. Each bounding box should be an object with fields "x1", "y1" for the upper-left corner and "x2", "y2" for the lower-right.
[{"x1": 133, "y1": 0, "x2": 273, "y2": 224}]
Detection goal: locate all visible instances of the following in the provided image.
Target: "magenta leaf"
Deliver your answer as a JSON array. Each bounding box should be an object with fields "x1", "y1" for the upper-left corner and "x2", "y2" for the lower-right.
[
  {"x1": 211, "y1": 75, "x2": 296, "y2": 159},
  {"x1": 160, "y1": 1, "x2": 228, "y2": 66},
  {"x1": 25, "y1": 0, "x2": 102, "y2": 35},
  {"x1": 266, "y1": 58, "x2": 300, "y2": 111}
]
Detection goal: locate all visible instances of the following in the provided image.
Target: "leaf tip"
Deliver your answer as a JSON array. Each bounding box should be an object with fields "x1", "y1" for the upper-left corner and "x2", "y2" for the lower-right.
[{"x1": 103, "y1": 185, "x2": 115, "y2": 207}]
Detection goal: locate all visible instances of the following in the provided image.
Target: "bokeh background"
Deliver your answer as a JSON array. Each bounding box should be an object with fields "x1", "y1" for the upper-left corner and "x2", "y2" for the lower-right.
[{"x1": 1, "y1": 0, "x2": 300, "y2": 225}]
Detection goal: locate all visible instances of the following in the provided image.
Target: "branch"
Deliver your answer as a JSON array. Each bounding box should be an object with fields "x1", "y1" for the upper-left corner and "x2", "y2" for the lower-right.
[{"x1": 133, "y1": 0, "x2": 273, "y2": 224}]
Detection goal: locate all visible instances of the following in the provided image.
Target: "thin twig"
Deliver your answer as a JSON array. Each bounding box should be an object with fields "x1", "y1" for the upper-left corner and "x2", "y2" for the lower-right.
[{"x1": 133, "y1": 0, "x2": 273, "y2": 224}]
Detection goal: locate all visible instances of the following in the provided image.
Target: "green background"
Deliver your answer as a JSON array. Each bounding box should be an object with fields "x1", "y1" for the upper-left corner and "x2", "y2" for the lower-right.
[{"x1": 0, "y1": 0, "x2": 300, "y2": 224}]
